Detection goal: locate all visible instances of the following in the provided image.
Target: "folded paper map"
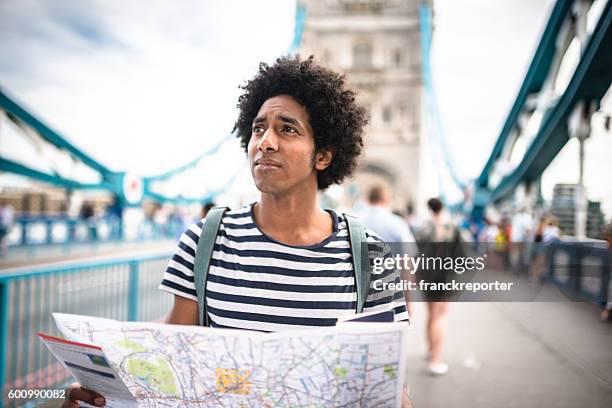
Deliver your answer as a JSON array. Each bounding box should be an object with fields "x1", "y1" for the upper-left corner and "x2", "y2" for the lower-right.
[{"x1": 41, "y1": 312, "x2": 409, "y2": 407}]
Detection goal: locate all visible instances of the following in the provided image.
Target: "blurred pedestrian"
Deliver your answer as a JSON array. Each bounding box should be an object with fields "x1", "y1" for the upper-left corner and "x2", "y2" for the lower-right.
[
  {"x1": 0, "y1": 200, "x2": 15, "y2": 255},
  {"x1": 106, "y1": 196, "x2": 124, "y2": 240},
  {"x1": 496, "y1": 216, "x2": 512, "y2": 270},
  {"x1": 152, "y1": 204, "x2": 168, "y2": 238},
  {"x1": 359, "y1": 183, "x2": 418, "y2": 314},
  {"x1": 403, "y1": 202, "x2": 420, "y2": 232},
  {"x1": 480, "y1": 217, "x2": 499, "y2": 250},
  {"x1": 79, "y1": 202, "x2": 97, "y2": 241},
  {"x1": 542, "y1": 216, "x2": 561, "y2": 243},
  {"x1": 201, "y1": 202, "x2": 215, "y2": 220},
  {"x1": 534, "y1": 215, "x2": 546, "y2": 243},
  {"x1": 359, "y1": 184, "x2": 416, "y2": 244},
  {"x1": 511, "y1": 207, "x2": 533, "y2": 274},
  {"x1": 529, "y1": 215, "x2": 548, "y2": 280},
  {"x1": 417, "y1": 198, "x2": 458, "y2": 376}
]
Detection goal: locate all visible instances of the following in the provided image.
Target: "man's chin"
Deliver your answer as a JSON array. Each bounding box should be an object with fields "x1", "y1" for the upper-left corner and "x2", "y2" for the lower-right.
[{"x1": 254, "y1": 181, "x2": 282, "y2": 194}]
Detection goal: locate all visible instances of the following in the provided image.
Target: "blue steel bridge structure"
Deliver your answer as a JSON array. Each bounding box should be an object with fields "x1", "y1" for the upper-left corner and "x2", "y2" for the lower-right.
[{"x1": 0, "y1": 0, "x2": 610, "y2": 406}]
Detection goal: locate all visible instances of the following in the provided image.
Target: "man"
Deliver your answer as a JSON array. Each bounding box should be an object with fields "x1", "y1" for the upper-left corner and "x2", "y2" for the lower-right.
[
  {"x1": 359, "y1": 183, "x2": 417, "y2": 316},
  {"x1": 359, "y1": 183, "x2": 416, "y2": 244},
  {"x1": 64, "y1": 55, "x2": 412, "y2": 407}
]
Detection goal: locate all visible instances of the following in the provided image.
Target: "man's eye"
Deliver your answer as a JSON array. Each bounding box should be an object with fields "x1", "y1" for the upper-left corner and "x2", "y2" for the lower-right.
[
  {"x1": 282, "y1": 126, "x2": 297, "y2": 133},
  {"x1": 252, "y1": 126, "x2": 264, "y2": 133}
]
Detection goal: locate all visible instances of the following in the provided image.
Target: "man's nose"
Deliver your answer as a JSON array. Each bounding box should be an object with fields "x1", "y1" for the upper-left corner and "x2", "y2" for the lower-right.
[{"x1": 257, "y1": 128, "x2": 279, "y2": 152}]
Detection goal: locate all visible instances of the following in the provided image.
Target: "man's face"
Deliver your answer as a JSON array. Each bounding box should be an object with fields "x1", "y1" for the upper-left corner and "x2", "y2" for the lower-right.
[{"x1": 247, "y1": 95, "x2": 331, "y2": 195}]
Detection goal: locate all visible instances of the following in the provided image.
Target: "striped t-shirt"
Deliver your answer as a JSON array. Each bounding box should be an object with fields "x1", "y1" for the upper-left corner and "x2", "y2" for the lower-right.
[{"x1": 159, "y1": 204, "x2": 409, "y2": 332}]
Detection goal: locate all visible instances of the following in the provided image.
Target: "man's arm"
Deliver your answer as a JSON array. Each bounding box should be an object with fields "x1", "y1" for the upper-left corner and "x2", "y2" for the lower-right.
[{"x1": 165, "y1": 295, "x2": 199, "y2": 325}]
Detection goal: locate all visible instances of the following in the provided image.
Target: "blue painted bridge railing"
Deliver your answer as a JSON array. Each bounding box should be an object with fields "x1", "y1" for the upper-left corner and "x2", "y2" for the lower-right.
[
  {"x1": 0, "y1": 252, "x2": 173, "y2": 407},
  {"x1": 6, "y1": 215, "x2": 186, "y2": 247},
  {"x1": 546, "y1": 241, "x2": 611, "y2": 305}
]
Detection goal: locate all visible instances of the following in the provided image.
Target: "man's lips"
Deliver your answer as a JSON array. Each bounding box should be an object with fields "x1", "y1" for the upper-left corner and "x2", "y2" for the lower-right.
[{"x1": 254, "y1": 158, "x2": 282, "y2": 168}]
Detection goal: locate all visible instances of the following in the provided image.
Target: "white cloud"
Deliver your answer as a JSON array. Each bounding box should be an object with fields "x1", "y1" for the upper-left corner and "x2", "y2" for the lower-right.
[{"x1": 0, "y1": 0, "x2": 296, "y2": 184}]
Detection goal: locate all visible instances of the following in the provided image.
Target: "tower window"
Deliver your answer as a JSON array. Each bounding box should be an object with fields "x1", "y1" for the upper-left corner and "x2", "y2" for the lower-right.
[
  {"x1": 383, "y1": 106, "x2": 392, "y2": 123},
  {"x1": 394, "y1": 49, "x2": 402, "y2": 66},
  {"x1": 353, "y1": 43, "x2": 372, "y2": 69}
]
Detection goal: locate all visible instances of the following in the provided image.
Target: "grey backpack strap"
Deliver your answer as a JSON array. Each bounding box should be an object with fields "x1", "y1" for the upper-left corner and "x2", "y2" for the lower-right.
[
  {"x1": 194, "y1": 206, "x2": 229, "y2": 326},
  {"x1": 343, "y1": 213, "x2": 369, "y2": 313}
]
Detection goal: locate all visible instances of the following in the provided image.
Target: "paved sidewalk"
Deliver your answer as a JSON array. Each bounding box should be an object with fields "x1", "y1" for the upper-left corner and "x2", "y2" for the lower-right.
[{"x1": 405, "y1": 296, "x2": 612, "y2": 407}]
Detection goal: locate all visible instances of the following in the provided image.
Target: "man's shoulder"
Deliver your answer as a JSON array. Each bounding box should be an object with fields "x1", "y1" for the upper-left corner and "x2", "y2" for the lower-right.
[
  {"x1": 182, "y1": 205, "x2": 253, "y2": 243},
  {"x1": 220, "y1": 205, "x2": 252, "y2": 222},
  {"x1": 335, "y1": 210, "x2": 383, "y2": 242}
]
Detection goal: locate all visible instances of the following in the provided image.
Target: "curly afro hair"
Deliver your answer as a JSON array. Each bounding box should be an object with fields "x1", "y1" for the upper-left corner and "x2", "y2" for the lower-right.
[{"x1": 233, "y1": 55, "x2": 367, "y2": 190}]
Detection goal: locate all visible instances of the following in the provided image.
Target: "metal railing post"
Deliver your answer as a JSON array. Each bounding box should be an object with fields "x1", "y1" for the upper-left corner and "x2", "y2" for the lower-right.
[
  {"x1": 571, "y1": 245, "x2": 582, "y2": 295},
  {"x1": 546, "y1": 244, "x2": 556, "y2": 282},
  {"x1": 128, "y1": 261, "x2": 139, "y2": 321},
  {"x1": 600, "y1": 251, "x2": 611, "y2": 306},
  {"x1": 0, "y1": 281, "x2": 9, "y2": 396}
]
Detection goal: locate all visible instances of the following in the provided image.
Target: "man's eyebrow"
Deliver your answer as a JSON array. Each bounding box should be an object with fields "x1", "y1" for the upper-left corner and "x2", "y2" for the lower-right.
[
  {"x1": 252, "y1": 116, "x2": 266, "y2": 124},
  {"x1": 278, "y1": 114, "x2": 301, "y2": 127}
]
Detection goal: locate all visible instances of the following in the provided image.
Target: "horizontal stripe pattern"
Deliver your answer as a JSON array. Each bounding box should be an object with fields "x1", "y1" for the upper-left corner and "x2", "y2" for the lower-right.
[{"x1": 159, "y1": 204, "x2": 409, "y2": 331}]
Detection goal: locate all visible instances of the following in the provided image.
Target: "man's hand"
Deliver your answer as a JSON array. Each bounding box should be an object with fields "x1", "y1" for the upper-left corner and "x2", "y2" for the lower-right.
[
  {"x1": 61, "y1": 382, "x2": 105, "y2": 407},
  {"x1": 61, "y1": 296, "x2": 195, "y2": 408},
  {"x1": 402, "y1": 385, "x2": 414, "y2": 408}
]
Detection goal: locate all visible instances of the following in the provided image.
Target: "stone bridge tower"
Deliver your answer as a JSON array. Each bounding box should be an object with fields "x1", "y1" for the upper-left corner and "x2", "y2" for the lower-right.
[{"x1": 297, "y1": 0, "x2": 429, "y2": 212}]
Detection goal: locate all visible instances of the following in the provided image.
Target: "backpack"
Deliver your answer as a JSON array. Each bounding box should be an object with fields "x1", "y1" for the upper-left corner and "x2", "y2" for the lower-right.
[{"x1": 193, "y1": 206, "x2": 369, "y2": 326}]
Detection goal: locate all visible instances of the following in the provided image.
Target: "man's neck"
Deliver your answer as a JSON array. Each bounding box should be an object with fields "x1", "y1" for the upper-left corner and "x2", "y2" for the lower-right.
[{"x1": 254, "y1": 190, "x2": 332, "y2": 246}]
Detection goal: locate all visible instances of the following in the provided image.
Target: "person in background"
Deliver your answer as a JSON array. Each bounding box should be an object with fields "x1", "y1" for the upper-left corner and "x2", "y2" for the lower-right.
[
  {"x1": 0, "y1": 200, "x2": 15, "y2": 255},
  {"x1": 106, "y1": 196, "x2": 124, "y2": 240},
  {"x1": 359, "y1": 184, "x2": 416, "y2": 244},
  {"x1": 529, "y1": 215, "x2": 548, "y2": 280},
  {"x1": 542, "y1": 215, "x2": 561, "y2": 243},
  {"x1": 496, "y1": 216, "x2": 512, "y2": 270},
  {"x1": 480, "y1": 217, "x2": 500, "y2": 251},
  {"x1": 416, "y1": 197, "x2": 458, "y2": 376},
  {"x1": 403, "y1": 202, "x2": 420, "y2": 233},
  {"x1": 201, "y1": 201, "x2": 215, "y2": 220},
  {"x1": 359, "y1": 183, "x2": 418, "y2": 315},
  {"x1": 533, "y1": 215, "x2": 546, "y2": 244},
  {"x1": 79, "y1": 202, "x2": 97, "y2": 241},
  {"x1": 511, "y1": 207, "x2": 533, "y2": 275}
]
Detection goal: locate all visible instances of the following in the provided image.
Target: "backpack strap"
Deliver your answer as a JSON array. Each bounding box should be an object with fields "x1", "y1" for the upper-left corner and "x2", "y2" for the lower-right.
[
  {"x1": 343, "y1": 213, "x2": 369, "y2": 313},
  {"x1": 194, "y1": 206, "x2": 229, "y2": 326}
]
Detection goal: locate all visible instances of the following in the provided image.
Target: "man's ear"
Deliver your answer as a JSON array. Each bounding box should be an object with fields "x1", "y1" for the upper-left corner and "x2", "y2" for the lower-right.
[{"x1": 314, "y1": 148, "x2": 334, "y2": 171}]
